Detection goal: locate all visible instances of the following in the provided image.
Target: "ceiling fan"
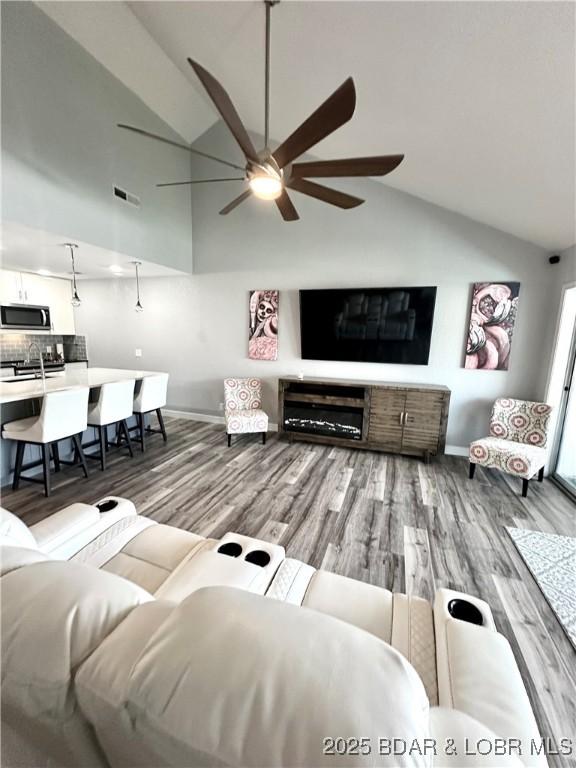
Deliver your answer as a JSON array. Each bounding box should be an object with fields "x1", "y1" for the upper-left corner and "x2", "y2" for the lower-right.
[{"x1": 118, "y1": 1, "x2": 404, "y2": 221}]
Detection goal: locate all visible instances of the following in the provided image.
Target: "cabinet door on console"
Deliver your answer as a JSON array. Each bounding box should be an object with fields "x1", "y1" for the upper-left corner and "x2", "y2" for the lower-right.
[
  {"x1": 401, "y1": 390, "x2": 444, "y2": 455},
  {"x1": 368, "y1": 388, "x2": 406, "y2": 451}
]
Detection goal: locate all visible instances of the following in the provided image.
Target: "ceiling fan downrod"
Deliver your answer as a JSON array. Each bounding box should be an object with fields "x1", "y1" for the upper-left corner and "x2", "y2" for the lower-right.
[{"x1": 264, "y1": 0, "x2": 279, "y2": 150}]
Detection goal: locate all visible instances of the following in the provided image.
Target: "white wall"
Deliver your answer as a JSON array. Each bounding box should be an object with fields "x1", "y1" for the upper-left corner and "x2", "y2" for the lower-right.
[
  {"x1": 1, "y1": 2, "x2": 193, "y2": 273},
  {"x1": 76, "y1": 237, "x2": 554, "y2": 452}
]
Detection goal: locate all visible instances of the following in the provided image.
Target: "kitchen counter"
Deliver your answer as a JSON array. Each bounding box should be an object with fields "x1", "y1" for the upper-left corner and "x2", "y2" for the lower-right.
[{"x1": 0, "y1": 367, "x2": 165, "y2": 405}]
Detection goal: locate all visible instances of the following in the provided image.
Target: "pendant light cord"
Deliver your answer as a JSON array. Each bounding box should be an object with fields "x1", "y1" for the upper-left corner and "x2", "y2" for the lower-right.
[
  {"x1": 135, "y1": 263, "x2": 141, "y2": 303},
  {"x1": 70, "y1": 248, "x2": 78, "y2": 293}
]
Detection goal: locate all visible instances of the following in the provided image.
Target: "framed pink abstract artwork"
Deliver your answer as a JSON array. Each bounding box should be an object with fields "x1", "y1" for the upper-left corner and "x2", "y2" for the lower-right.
[
  {"x1": 465, "y1": 282, "x2": 520, "y2": 370},
  {"x1": 249, "y1": 290, "x2": 279, "y2": 361}
]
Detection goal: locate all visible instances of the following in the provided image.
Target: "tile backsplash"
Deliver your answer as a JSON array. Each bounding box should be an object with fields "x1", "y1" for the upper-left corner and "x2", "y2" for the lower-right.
[{"x1": 0, "y1": 334, "x2": 88, "y2": 363}]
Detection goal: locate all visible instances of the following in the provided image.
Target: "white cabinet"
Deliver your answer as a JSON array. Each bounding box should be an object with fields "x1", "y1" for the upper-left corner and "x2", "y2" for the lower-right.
[
  {"x1": 0, "y1": 271, "x2": 47, "y2": 305},
  {"x1": 0, "y1": 270, "x2": 25, "y2": 304},
  {"x1": 65, "y1": 361, "x2": 88, "y2": 371},
  {"x1": 0, "y1": 270, "x2": 75, "y2": 335},
  {"x1": 22, "y1": 273, "x2": 51, "y2": 306},
  {"x1": 47, "y1": 279, "x2": 75, "y2": 335}
]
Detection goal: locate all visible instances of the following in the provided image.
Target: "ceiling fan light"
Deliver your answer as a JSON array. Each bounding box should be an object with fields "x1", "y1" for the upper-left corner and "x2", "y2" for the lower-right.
[{"x1": 249, "y1": 175, "x2": 282, "y2": 200}]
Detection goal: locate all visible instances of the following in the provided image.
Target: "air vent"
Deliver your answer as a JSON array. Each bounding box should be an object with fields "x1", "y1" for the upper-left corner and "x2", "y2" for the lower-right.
[{"x1": 113, "y1": 185, "x2": 141, "y2": 208}]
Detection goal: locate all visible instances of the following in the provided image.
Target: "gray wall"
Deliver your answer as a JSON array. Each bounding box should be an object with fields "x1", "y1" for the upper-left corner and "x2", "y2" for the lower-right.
[
  {"x1": 553, "y1": 244, "x2": 576, "y2": 287},
  {"x1": 75, "y1": 121, "x2": 555, "y2": 451},
  {"x1": 1, "y1": 2, "x2": 193, "y2": 273}
]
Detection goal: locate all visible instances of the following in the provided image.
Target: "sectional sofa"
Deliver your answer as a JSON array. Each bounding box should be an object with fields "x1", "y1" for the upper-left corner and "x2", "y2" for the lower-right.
[{"x1": 0, "y1": 498, "x2": 547, "y2": 767}]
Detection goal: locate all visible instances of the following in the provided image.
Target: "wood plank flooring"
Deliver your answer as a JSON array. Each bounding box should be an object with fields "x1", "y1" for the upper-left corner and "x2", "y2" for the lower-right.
[{"x1": 2, "y1": 417, "x2": 575, "y2": 766}]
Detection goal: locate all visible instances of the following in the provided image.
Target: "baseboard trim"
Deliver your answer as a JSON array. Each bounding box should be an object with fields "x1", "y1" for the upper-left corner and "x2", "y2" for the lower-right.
[
  {"x1": 445, "y1": 445, "x2": 469, "y2": 457},
  {"x1": 164, "y1": 409, "x2": 279, "y2": 432},
  {"x1": 164, "y1": 409, "x2": 223, "y2": 425}
]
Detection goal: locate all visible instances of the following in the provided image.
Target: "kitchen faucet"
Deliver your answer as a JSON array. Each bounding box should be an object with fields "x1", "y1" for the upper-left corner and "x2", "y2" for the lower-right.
[{"x1": 27, "y1": 342, "x2": 45, "y2": 381}]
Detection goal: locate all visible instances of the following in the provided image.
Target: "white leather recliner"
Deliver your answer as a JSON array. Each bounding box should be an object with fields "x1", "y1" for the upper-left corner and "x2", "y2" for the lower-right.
[{"x1": 0, "y1": 501, "x2": 547, "y2": 768}]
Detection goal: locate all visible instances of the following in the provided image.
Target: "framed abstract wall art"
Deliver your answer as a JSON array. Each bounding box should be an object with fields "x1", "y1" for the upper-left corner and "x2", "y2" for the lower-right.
[
  {"x1": 465, "y1": 282, "x2": 520, "y2": 370},
  {"x1": 249, "y1": 290, "x2": 279, "y2": 361}
]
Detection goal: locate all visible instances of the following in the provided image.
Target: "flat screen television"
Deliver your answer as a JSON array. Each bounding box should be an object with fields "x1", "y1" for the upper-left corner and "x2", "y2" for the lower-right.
[{"x1": 299, "y1": 287, "x2": 437, "y2": 365}]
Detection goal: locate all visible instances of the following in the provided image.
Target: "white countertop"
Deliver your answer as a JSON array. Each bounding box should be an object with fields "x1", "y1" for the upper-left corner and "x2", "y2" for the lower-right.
[{"x1": 0, "y1": 367, "x2": 166, "y2": 405}]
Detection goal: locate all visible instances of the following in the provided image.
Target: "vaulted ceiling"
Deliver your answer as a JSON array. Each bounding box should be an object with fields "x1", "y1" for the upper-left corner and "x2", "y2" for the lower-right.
[{"x1": 39, "y1": 1, "x2": 575, "y2": 250}]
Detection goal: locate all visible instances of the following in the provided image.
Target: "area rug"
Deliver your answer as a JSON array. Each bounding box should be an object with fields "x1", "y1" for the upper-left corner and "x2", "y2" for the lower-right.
[{"x1": 507, "y1": 527, "x2": 576, "y2": 649}]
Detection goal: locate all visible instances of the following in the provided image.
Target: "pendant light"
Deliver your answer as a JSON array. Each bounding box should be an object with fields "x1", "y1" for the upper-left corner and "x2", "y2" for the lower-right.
[
  {"x1": 64, "y1": 243, "x2": 81, "y2": 307},
  {"x1": 132, "y1": 261, "x2": 144, "y2": 312}
]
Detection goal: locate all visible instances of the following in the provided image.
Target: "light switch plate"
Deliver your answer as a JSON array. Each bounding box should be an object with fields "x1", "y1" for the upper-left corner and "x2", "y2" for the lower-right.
[{"x1": 135, "y1": 349, "x2": 142, "y2": 358}]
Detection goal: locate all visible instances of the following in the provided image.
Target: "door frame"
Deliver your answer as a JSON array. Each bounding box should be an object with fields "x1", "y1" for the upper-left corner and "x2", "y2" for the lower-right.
[{"x1": 548, "y1": 282, "x2": 576, "y2": 501}]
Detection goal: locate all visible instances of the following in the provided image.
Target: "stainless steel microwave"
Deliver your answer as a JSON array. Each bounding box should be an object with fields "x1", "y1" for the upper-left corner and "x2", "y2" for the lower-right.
[{"x1": 0, "y1": 304, "x2": 51, "y2": 330}]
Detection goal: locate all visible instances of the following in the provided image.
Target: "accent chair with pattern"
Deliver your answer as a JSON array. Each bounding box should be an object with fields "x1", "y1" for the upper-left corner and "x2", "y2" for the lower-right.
[
  {"x1": 224, "y1": 378, "x2": 269, "y2": 447},
  {"x1": 469, "y1": 397, "x2": 552, "y2": 497}
]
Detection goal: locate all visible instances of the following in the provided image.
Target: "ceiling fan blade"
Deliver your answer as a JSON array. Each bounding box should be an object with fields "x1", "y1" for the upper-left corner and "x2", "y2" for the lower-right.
[
  {"x1": 220, "y1": 190, "x2": 252, "y2": 215},
  {"x1": 117, "y1": 124, "x2": 244, "y2": 171},
  {"x1": 287, "y1": 178, "x2": 363, "y2": 209},
  {"x1": 275, "y1": 190, "x2": 299, "y2": 221},
  {"x1": 188, "y1": 58, "x2": 258, "y2": 163},
  {"x1": 291, "y1": 155, "x2": 404, "y2": 179},
  {"x1": 272, "y1": 78, "x2": 356, "y2": 169},
  {"x1": 157, "y1": 178, "x2": 244, "y2": 188}
]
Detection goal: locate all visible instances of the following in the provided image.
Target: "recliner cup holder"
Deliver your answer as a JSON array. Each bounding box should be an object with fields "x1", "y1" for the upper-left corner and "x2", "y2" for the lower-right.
[
  {"x1": 217, "y1": 542, "x2": 243, "y2": 558},
  {"x1": 244, "y1": 550, "x2": 271, "y2": 568},
  {"x1": 96, "y1": 500, "x2": 118, "y2": 512},
  {"x1": 448, "y1": 599, "x2": 484, "y2": 626}
]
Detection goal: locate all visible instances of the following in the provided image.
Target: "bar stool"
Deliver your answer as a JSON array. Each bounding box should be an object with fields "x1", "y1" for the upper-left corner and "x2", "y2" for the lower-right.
[
  {"x1": 84, "y1": 380, "x2": 136, "y2": 471},
  {"x1": 132, "y1": 373, "x2": 169, "y2": 452},
  {"x1": 2, "y1": 388, "x2": 90, "y2": 497}
]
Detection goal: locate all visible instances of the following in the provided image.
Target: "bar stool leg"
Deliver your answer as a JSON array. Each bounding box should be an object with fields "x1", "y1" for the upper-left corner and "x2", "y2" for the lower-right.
[
  {"x1": 98, "y1": 426, "x2": 106, "y2": 471},
  {"x1": 156, "y1": 409, "x2": 167, "y2": 442},
  {"x1": 121, "y1": 420, "x2": 134, "y2": 457},
  {"x1": 42, "y1": 444, "x2": 51, "y2": 497},
  {"x1": 12, "y1": 442, "x2": 25, "y2": 491},
  {"x1": 138, "y1": 413, "x2": 145, "y2": 453},
  {"x1": 52, "y1": 442, "x2": 61, "y2": 472},
  {"x1": 73, "y1": 434, "x2": 89, "y2": 479}
]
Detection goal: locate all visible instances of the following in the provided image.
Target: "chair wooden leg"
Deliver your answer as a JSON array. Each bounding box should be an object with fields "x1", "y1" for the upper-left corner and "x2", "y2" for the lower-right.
[
  {"x1": 537, "y1": 466, "x2": 544, "y2": 482},
  {"x1": 469, "y1": 462, "x2": 476, "y2": 479},
  {"x1": 73, "y1": 434, "x2": 89, "y2": 479},
  {"x1": 42, "y1": 444, "x2": 51, "y2": 497},
  {"x1": 138, "y1": 413, "x2": 145, "y2": 452},
  {"x1": 121, "y1": 420, "x2": 134, "y2": 458},
  {"x1": 98, "y1": 426, "x2": 106, "y2": 471},
  {"x1": 12, "y1": 442, "x2": 25, "y2": 491},
  {"x1": 262, "y1": 432, "x2": 267, "y2": 445},
  {"x1": 52, "y1": 442, "x2": 61, "y2": 472},
  {"x1": 227, "y1": 433, "x2": 232, "y2": 447},
  {"x1": 522, "y1": 478, "x2": 529, "y2": 497},
  {"x1": 156, "y1": 409, "x2": 168, "y2": 442}
]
